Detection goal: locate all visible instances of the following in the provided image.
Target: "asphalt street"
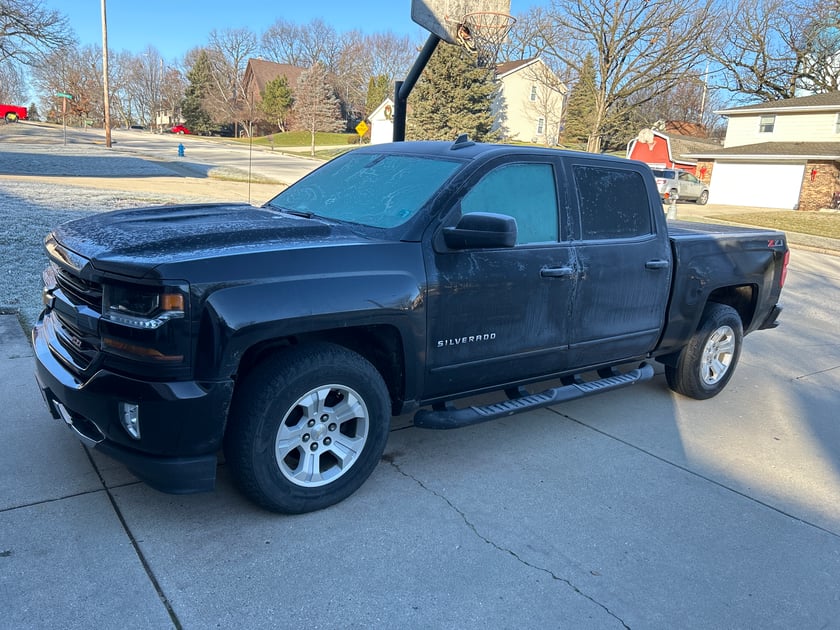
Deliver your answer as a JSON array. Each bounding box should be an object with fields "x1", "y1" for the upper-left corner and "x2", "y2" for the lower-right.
[{"x1": 2, "y1": 124, "x2": 840, "y2": 629}]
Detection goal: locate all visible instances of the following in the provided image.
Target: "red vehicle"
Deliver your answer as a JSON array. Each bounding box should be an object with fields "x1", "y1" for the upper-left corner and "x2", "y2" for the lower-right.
[
  {"x1": 1, "y1": 104, "x2": 27, "y2": 122},
  {"x1": 170, "y1": 125, "x2": 190, "y2": 134}
]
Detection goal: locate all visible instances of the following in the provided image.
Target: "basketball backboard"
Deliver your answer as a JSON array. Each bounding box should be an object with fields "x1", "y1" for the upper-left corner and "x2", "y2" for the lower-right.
[{"x1": 411, "y1": 0, "x2": 512, "y2": 46}]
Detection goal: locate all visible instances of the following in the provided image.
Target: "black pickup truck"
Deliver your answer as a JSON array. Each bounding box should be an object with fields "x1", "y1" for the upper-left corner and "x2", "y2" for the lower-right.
[{"x1": 33, "y1": 138, "x2": 789, "y2": 513}]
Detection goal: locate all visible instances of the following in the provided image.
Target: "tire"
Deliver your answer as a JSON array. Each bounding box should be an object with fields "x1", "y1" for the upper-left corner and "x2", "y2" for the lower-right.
[
  {"x1": 5, "y1": 112, "x2": 19, "y2": 122},
  {"x1": 665, "y1": 303, "x2": 743, "y2": 400},
  {"x1": 224, "y1": 343, "x2": 391, "y2": 513},
  {"x1": 697, "y1": 190, "x2": 709, "y2": 205}
]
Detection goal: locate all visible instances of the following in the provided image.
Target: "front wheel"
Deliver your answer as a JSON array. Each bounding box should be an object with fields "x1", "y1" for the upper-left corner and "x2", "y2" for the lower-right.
[
  {"x1": 697, "y1": 190, "x2": 709, "y2": 205},
  {"x1": 665, "y1": 303, "x2": 743, "y2": 399},
  {"x1": 224, "y1": 343, "x2": 391, "y2": 513},
  {"x1": 5, "y1": 112, "x2": 19, "y2": 122}
]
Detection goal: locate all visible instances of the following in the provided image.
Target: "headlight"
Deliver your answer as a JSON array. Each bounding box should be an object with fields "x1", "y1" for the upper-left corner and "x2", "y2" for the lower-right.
[{"x1": 103, "y1": 284, "x2": 186, "y2": 329}]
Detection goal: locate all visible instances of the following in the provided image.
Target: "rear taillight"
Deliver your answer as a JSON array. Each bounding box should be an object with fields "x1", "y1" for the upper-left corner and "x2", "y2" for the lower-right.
[{"x1": 780, "y1": 250, "x2": 790, "y2": 288}]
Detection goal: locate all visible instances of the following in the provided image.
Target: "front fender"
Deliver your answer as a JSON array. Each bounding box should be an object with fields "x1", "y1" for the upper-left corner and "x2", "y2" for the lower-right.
[{"x1": 201, "y1": 270, "x2": 425, "y2": 378}]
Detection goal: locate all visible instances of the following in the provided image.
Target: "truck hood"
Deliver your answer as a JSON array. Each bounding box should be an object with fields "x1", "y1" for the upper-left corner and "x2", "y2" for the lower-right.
[{"x1": 50, "y1": 203, "x2": 367, "y2": 276}]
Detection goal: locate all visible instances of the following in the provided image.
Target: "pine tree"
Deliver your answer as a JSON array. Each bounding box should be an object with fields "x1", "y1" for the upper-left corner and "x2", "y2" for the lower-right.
[
  {"x1": 181, "y1": 51, "x2": 214, "y2": 134},
  {"x1": 407, "y1": 44, "x2": 497, "y2": 142},
  {"x1": 365, "y1": 75, "x2": 391, "y2": 116},
  {"x1": 259, "y1": 76, "x2": 293, "y2": 132},
  {"x1": 293, "y1": 63, "x2": 345, "y2": 156},
  {"x1": 561, "y1": 52, "x2": 598, "y2": 149}
]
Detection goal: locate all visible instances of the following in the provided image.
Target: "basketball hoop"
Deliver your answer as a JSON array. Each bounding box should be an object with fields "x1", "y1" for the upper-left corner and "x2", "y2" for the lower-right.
[{"x1": 449, "y1": 11, "x2": 516, "y2": 67}]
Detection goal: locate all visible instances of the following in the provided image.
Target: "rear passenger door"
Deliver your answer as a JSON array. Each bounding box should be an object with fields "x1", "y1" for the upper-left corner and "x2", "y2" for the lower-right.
[{"x1": 565, "y1": 158, "x2": 672, "y2": 368}]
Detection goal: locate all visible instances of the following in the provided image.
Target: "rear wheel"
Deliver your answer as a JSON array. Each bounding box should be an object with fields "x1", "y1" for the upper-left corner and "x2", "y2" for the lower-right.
[
  {"x1": 665, "y1": 303, "x2": 743, "y2": 399},
  {"x1": 5, "y1": 112, "x2": 19, "y2": 122},
  {"x1": 224, "y1": 343, "x2": 391, "y2": 513}
]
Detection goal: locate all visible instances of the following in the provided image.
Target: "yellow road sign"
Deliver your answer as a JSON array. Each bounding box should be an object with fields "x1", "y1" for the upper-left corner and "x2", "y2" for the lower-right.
[{"x1": 355, "y1": 120, "x2": 369, "y2": 137}]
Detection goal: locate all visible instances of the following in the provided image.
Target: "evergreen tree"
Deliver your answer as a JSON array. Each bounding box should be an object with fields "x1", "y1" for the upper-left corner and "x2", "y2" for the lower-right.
[
  {"x1": 259, "y1": 76, "x2": 293, "y2": 132},
  {"x1": 365, "y1": 75, "x2": 391, "y2": 116},
  {"x1": 181, "y1": 50, "x2": 214, "y2": 134},
  {"x1": 561, "y1": 52, "x2": 597, "y2": 148},
  {"x1": 293, "y1": 63, "x2": 344, "y2": 156},
  {"x1": 27, "y1": 101, "x2": 40, "y2": 121},
  {"x1": 406, "y1": 44, "x2": 497, "y2": 142}
]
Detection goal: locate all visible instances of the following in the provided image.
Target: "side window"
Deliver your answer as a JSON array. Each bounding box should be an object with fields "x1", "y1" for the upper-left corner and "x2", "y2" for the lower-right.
[
  {"x1": 461, "y1": 163, "x2": 559, "y2": 244},
  {"x1": 759, "y1": 115, "x2": 775, "y2": 133},
  {"x1": 572, "y1": 165, "x2": 653, "y2": 240}
]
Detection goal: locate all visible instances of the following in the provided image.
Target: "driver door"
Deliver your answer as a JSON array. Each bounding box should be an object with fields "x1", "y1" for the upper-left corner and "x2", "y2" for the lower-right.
[{"x1": 423, "y1": 158, "x2": 576, "y2": 399}]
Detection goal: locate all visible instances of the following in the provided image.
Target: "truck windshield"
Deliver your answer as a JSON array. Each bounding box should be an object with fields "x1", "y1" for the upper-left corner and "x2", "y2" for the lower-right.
[{"x1": 266, "y1": 152, "x2": 462, "y2": 229}]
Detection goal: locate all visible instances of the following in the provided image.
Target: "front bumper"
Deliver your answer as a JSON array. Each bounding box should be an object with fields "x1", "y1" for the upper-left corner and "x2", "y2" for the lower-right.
[{"x1": 33, "y1": 316, "x2": 235, "y2": 494}]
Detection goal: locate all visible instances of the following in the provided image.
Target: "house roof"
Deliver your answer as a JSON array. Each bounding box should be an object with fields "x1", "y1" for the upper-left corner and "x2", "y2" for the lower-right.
[
  {"x1": 669, "y1": 134, "x2": 722, "y2": 160},
  {"x1": 683, "y1": 141, "x2": 840, "y2": 160},
  {"x1": 716, "y1": 91, "x2": 840, "y2": 116},
  {"x1": 244, "y1": 58, "x2": 304, "y2": 94},
  {"x1": 495, "y1": 57, "x2": 540, "y2": 78}
]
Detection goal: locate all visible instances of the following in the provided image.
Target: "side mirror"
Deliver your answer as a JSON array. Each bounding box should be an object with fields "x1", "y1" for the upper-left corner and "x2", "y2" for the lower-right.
[{"x1": 442, "y1": 212, "x2": 517, "y2": 249}]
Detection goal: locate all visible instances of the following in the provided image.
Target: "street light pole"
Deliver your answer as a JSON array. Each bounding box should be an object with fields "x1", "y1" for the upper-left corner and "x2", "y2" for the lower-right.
[{"x1": 101, "y1": 0, "x2": 112, "y2": 147}]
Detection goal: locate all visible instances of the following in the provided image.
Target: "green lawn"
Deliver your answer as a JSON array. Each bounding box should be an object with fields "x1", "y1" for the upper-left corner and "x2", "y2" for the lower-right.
[{"x1": 717, "y1": 211, "x2": 840, "y2": 240}]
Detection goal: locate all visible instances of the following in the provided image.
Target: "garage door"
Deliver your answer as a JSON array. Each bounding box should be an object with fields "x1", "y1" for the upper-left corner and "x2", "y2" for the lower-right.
[{"x1": 708, "y1": 162, "x2": 804, "y2": 209}]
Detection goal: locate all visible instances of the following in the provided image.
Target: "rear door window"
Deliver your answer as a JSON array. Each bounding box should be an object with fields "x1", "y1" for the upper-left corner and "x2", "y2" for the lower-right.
[{"x1": 572, "y1": 165, "x2": 653, "y2": 240}]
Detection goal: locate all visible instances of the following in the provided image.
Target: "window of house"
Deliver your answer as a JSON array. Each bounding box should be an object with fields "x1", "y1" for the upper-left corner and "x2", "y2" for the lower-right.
[
  {"x1": 572, "y1": 166, "x2": 652, "y2": 240},
  {"x1": 461, "y1": 163, "x2": 560, "y2": 244},
  {"x1": 536, "y1": 117, "x2": 545, "y2": 135},
  {"x1": 759, "y1": 114, "x2": 775, "y2": 133},
  {"x1": 529, "y1": 85, "x2": 537, "y2": 101}
]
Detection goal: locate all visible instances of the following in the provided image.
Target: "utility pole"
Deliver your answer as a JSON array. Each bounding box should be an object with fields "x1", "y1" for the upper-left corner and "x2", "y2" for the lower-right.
[{"x1": 101, "y1": 0, "x2": 112, "y2": 148}]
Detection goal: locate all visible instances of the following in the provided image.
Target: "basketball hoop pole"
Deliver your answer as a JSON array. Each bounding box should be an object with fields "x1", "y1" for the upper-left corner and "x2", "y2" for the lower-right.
[{"x1": 393, "y1": 33, "x2": 440, "y2": 142}]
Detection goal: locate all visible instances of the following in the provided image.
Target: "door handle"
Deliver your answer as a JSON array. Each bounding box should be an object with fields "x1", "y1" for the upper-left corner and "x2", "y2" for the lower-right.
[
  {"x1": 645, "y1": 259, "x2": 670, "y2": 270},
  {"x1": 540, "y1": 266, "x2": 577, "y2": 279}
]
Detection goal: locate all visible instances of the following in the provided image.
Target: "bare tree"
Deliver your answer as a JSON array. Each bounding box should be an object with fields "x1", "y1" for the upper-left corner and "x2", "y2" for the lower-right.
[
  {"x1": 0, "y1": 0, "x2": 72, "y2": 64},
  {"x1": 30, "y1": 45, "x2": 102, "y2": 124},
  {"x1": 261, "y1": 20, "x2": 417, "y2": 123},
  {"x1": 0, "y1": 60, "x2": 26, "y2": 102},
  {"x1": 524, "y1": 0, "x2": 715, "y2": 152},
  {"x1": 709, "y1": 0, "x2": 840, "y2": 101},
  {"x1": 205, "y1": 28, "x2": 258, "y2": 134},
  {"x1": 293, "y1": 63, "x2": 344, "y2": 156},
  {"x1": 261, "y1": 18, "x2": 342, "y2": 69}
]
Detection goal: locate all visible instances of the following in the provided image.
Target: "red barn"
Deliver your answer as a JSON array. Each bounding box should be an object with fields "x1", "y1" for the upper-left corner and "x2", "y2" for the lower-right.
[{"x1": 626, "y1": 129, "x2": 721, "y2": 176}]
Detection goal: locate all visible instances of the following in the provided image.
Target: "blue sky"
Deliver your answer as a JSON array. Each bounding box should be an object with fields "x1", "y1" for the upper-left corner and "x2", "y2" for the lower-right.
[{"x1": 47, "y1": 1, "x2": 536, "y2": 62}]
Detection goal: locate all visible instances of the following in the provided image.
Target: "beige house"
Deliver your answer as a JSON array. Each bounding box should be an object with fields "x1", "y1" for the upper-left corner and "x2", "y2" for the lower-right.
[
  {"x1": 492, "y1": 57, "x2": 567, "y2": 144},
  {"x1": 684, "y1": 92, "x2": 840, "y2": 210}
]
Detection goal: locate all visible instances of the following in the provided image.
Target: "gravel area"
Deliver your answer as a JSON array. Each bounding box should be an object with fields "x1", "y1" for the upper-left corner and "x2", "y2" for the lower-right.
[{"x1": 1, "y1": 144, "x2": 209, "y2": 328}]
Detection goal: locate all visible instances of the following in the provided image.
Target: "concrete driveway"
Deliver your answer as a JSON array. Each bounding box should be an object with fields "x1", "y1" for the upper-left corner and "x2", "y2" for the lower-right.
[{"x1": 2, "y1": 247, "x2": 839, "y2": 629}]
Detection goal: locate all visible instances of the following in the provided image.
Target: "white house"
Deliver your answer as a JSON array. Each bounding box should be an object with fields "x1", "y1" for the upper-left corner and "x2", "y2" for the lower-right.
[
  {"x1": 493, "y1": 57, "x2": 567, "y2": 144},
  {"x1": 684, "y1": 92, "x2": 840, "y2": 210},
  {"x1": 368, "y1": 98, "x2": 395, "y2": 145}
]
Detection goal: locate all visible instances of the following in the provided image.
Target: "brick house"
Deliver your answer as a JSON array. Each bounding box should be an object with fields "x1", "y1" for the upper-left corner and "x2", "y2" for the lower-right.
[
  {"x1": 242, "y1": 59, "x2": 304, "y2": 132},
  {"x1": 683, "y1": 92, "x2": 840, "y2": 211}
]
